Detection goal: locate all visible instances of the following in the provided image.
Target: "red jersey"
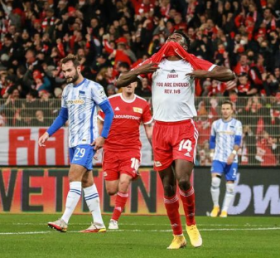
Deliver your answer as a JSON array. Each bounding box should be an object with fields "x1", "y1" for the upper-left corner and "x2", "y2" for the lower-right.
[{"x1": 98, "y1": 94, "x2": 153, "y2": 151}]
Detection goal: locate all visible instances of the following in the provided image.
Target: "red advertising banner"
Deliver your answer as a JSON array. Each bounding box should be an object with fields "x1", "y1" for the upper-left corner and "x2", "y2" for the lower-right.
[
  {"x1": 0, "y1": 127, "x2": 153, "y2": 166},
  {"x1": 0, "y1": 168, "x2": 178, "y2": 215}
]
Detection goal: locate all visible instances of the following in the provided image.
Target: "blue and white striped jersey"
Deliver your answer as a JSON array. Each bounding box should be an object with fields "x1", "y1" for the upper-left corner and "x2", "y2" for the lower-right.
[
  {"x1": 210, "y1": 118, "x2": 242, "y2": 163},
  {"x1": 61, "y1": 78, "x2": 107, "y2": 148}
]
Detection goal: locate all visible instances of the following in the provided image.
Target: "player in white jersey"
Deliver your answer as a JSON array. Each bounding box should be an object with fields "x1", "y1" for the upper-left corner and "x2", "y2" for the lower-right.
[
  {"x1": 116, "y1": 30, "x2": 236, "y2": 249},
  {"x1": 209, "y1": 100, "x2": 242, "y2": 218},
  {"x1": 38, "y1": 54, "x2": 114, "y2": 233}
]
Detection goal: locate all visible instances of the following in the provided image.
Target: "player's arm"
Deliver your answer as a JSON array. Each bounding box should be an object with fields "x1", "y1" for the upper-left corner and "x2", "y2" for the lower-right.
[
  {"x1": 209, "y1": 122, "x2": 216, "y2": 160},
  {"x1": 227, "y1": 121, "x2": 242, "y2": 165},
  {"x1": 186, "y1": 55, "x2": 236, "y2": 82},
  {"x1": 144, "y1": 122, "x2": 153, "y2": 146},
  {"x1": 92, "y1": 100, "x2": 114, "y2": 150},
  {"x1": 38, "y1": 107, "x2": 68, "y2": 146},
  {"x1": 116, "y1": 63, "x2": 158, "y2": 88}
]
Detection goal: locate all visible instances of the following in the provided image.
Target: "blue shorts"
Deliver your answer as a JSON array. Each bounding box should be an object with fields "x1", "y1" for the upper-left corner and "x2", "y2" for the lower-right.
[
  {"x1": 69, "y1": 144, "x2": 95, "y2": 171},
  {"x1": 211, "y1": 160, "x2": 238, "y2": 181}
]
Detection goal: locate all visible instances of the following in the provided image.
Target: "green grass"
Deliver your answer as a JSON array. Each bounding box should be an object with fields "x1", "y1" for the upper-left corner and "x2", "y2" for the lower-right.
[{"x1": 0, "y1": 214, "x2": 279, "y2": 258}]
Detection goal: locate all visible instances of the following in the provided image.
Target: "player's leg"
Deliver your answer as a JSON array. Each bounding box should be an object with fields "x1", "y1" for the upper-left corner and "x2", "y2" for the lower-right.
[
  {"x1": 159, "y1": 166, "x2": 186, "y2": 249},
  {"x1": 220, "y1": 163, "x2": 238, "y2": 217},
  {"x1": 80, "y1": 171, "x2": 106, "y2": 233},
  {"x1": 210, "y1": 160, "x2": 224, "y2": 217},
  {"x1": 172, "y1": 120, "x2": 202, "y2": 247},
  {"x1": 109, "y1": 152, "x2": 139, "y2": 229},
  {"x1": 48, "y1": 145, "x2": 92, "y2": 232},
  {"x1": 153, "y1": 121, "x2": 185, "y2": 249},
  {"x1": 109, "y1": 174, "x2": 133, "y2": 229},
  {"x1": 48, "y1": 164, "x2": 86, "y2": 232},
  {"x1": 174, "y1": 159, "x2": 202, "y2": 247}
]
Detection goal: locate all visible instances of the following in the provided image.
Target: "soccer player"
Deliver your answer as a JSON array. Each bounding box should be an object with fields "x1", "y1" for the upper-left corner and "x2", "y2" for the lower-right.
[
  {"x1": 97, "y1": 79, "x2": 153, "y2": 230},
  {"x1": 209, "y1": 100, "x2": 242, "y2": 218},
  {"x1": 115, "y1": 30, "x2": 236, "y2": 249},
  {"x1": 38, "y1": 54, "x2": 114, "y2": 233}
]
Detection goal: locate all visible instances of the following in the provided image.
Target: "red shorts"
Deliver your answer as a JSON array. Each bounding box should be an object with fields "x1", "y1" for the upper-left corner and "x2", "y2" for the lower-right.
[
  {"x1": 102, "y1": 149, "x2": 141, "y2": 181},
  {"x1": 152, "y1": 119, "x2": 198, "y2": 171}
]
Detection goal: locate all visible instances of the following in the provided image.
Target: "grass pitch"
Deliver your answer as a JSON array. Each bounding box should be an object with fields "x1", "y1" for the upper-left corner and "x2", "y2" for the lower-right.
[{"x1": 0, "y1": 214, "x2": 279, "y2": 258}]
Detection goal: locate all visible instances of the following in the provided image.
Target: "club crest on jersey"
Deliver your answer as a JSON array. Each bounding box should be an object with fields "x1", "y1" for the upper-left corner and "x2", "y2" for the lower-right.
[
  {"x1": 133, "y1": 107, "x2": 143, "y2": 114},
  {"x1": 79, "y1": 90, "x2": 85, "y2": 96}
]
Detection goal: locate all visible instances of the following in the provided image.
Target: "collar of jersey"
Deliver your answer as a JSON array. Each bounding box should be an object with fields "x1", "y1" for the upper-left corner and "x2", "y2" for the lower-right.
[
  {"x1": 120, "y1": 93, "x2": 136, "y2": 103},
  {"x1": 73, "y1": 78, "x2": 86, "y2": 88},
  {"x1": 222, "y1": 118, "x2": 233, "y2": 123}
]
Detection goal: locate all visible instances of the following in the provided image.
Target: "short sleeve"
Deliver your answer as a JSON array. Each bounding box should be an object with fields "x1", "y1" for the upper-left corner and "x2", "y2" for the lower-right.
[
  {"x1": 211, "y1": 121, "x2": 216, "y2": 136},
  {"x1": 236, "y1": 120, "x2": 243, "y2": 136},
  {"x1": 142, "y1": 102, "x2": 153, "y2": 124},
  {"x1": 190, "y1": 54, "x2": 216, "y2": 71},
  {"x1": 91, "y1": 82, "x2": 108, "y2": 105}
]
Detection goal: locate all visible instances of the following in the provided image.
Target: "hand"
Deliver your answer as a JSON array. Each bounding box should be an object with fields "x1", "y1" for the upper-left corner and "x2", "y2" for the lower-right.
[
  {"x1": 186, "y1": 70, "x2": 209, "y2": 79},
  {"x1": 38, "y1": 132, "x2": 49, "y2": 147},
  {"x1": 226, "y1": 153, "x2": 235, "y2": 165},
  {"x1": 93, "y1": 149, "x2": 100, "y2": 160},
  {"x1": 91, "y1": 136, "x2": 105, "y2": 150},
  {"x1": 137, "y1": 62, "x2": 159, "y2": 74}
]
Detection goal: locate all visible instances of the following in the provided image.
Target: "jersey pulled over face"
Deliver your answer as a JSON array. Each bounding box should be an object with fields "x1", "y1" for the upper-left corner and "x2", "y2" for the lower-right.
[
  {"x1": 62, "y1": 78, "x2": 107, "y2": 148},
  {"x1": 99, "y1": 94, "x2": 153, "y2": 150}
]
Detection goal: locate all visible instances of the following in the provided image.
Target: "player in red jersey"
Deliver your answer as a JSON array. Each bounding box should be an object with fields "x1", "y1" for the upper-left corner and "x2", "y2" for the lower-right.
[
  {"x1": 116, "y1": 30, "x2": 236, "y2": 249},
  {"x1": 98, "y1": 79, "x2": 153, "y2": 230}
]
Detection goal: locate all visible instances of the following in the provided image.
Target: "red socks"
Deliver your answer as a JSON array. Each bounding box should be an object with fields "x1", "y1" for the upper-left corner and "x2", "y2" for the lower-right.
[
  {"x1": 111, "y1": 192, "x2": 129, "y2": 221},
  {"x1": 179, "y1": 186, "x2": 196, "y2": 226},
  {"x1": 164, "y1": 195, "x2": 183, "y2": 235}
]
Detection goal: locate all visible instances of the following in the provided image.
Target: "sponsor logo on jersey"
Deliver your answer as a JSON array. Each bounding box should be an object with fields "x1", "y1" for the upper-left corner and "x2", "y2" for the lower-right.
[
  {"x1": 133, "y1": 107, "x2": 143, "y2": 113},
  {"x1": 170, "y1": 69, "x2": 176, "y2": 73},
  {"x1": 115, "y1": 107, "x2": 120, "y2": 111},
  {"x1": 219, "y1": 130, "x2": 234, "y2": 135},
  {"x1": 114, "y1": 114, "x2": 140, "y2": 120},
  {"x1": 154, "y1": 161, "x2": 162, "y2": 167},
  {"x1": 67, "y1": 99, "x2": 85, "y2": 105},
  {"x1": 82, "y1": 138, "x2": 87, "y2": 142},
  {"x1": 184, "y1": 152, "x2": 191, "y2": 157},
  {"x1": 103, "y1": 171, "x2": 107, "y2": 177}
]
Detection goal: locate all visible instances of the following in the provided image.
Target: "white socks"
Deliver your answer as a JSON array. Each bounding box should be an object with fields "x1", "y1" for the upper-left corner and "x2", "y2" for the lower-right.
[
  {"x1": 222, "y1": 183, "x2": 235, "y2": 212},
  {"x1": 211, "y1": 177, "x2": 221, "y2": 207},
  {"x1": 61, "y1": 181, "x2": 82, "y2": 224},
  {"x1": 83, "y1": 184, "x2": 104, "y2": 226}
]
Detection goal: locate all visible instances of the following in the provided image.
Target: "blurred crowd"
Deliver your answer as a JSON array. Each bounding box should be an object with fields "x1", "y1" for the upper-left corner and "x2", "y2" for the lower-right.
[{"x1": 0, "y1": 0, "x2": 280, "y2": 164}]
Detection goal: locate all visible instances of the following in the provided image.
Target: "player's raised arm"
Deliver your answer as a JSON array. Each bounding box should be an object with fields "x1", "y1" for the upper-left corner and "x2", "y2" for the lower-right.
[
  {"x1": 187, "y1": 66, "x2": 236, "y2": 82},
  {"x1": 116, "y1": 63, "x2": 159, "y2": 88}
]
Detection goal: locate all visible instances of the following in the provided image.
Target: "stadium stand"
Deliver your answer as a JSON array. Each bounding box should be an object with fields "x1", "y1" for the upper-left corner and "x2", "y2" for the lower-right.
[{"x1": 0, "y1": 0, "x2": 279, "y2": 165}]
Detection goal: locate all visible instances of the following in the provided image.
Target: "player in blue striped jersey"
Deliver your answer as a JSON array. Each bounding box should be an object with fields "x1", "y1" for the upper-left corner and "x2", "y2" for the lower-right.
[
  {"x1": 38, "y1": 54, "x2": 114, "y2": 232},
  {"x1": 209, "y1": 100, "x2": 242, "y2": 218}
]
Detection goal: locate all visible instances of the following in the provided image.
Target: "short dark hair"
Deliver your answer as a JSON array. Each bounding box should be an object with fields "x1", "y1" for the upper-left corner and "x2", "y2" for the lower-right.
[
  {"x1": 61, "y1": 54, "x2": 80, "y2": 67},
  {"x1": 173, "y1": 30, "x2": 190, "y2": 48},
  {"x1": 222, "y1": 100, "x2": 233, "y2": 108},
  {"x1": 118, "y1": 62, "x2": 130, "y2": 70}
]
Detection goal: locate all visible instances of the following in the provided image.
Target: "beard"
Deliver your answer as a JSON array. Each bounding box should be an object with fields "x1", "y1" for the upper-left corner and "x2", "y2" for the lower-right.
[{"x1": 66, "y1": 70, "x2": 79, "y2": 84}]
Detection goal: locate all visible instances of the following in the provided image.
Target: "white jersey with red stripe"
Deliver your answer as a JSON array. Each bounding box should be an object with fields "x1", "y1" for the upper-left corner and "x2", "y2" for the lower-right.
[{"x1": 151, "y1": 58, "x2": 215, "y2": 122}]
